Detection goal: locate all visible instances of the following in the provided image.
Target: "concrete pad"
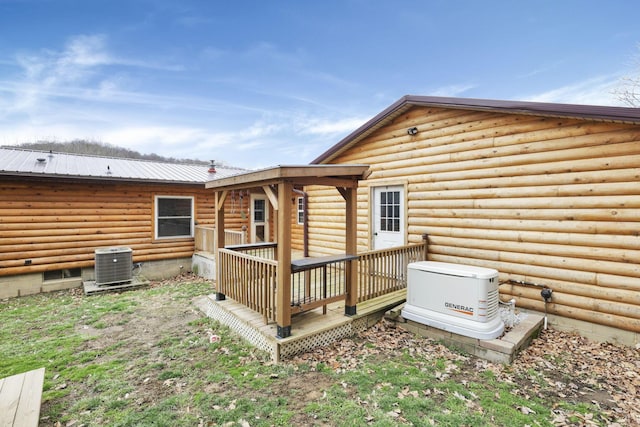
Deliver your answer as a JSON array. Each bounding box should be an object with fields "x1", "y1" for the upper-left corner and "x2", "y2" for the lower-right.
[{"x1": 398, "y1": 313, "x2": 544, "y2": 364}]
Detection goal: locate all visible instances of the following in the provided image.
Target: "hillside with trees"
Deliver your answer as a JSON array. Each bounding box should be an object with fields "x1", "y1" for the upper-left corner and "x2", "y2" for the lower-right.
[{"x1": 5, "y1": 140, "x2": 209, "y2": 165}]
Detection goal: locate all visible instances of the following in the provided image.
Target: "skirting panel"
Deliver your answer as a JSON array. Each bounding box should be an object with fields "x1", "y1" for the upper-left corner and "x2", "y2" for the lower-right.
[
  {"x1": 205, "y1": 298, "x2": 276, "y2": 356},
  {"x1": 278, "y1": 323, "x2": 354, "y2": 360},
  {"x1": 201, "y1": 295, "x2": 396, "y2": 363}
]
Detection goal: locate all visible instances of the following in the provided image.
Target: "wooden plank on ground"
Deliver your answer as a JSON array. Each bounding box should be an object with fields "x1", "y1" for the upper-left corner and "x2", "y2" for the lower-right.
[{"x1": 0, "y1": 367, "x2": 45, "y2": 427}]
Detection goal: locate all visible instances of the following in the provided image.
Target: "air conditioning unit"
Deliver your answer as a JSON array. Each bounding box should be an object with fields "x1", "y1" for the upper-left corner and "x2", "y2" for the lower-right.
[
  {"x1": 401, "y1": 261, "x2": 504, "y2": 339},
  {"x1": 94, "y1": 247, "x2": 133, "y2": 286}
]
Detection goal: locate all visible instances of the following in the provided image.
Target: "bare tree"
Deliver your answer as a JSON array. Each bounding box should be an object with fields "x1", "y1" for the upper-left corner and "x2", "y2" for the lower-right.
[{"x1": 612, "y1": 45, "x2": 640, "y2": 107}]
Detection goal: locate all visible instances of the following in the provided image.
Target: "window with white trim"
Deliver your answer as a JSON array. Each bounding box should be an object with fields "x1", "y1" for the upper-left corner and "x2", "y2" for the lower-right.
[
  {"x1": 297, "y1": 197, "x2": 304, "y2": 224},
  {"x1": 155, "y1": 196, "x2": 194, "y2": 239}
]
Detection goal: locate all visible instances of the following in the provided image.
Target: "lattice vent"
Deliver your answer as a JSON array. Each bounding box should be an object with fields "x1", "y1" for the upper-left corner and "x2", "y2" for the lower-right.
[
  {"x1": 205, "y1": 299, "x2": 274, "y2": 355},
  {"x1": 279, "y1": 323, "x2": 354, "y2": 360}
]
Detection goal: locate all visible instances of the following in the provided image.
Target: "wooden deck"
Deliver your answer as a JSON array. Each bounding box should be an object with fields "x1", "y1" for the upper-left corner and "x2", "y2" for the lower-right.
[
  {"x1": 0, "y1": 368, "x2": 45, "y2": 427},
  {"x1": 196, "y1": 290, "x2": 407, "y2": 362}
]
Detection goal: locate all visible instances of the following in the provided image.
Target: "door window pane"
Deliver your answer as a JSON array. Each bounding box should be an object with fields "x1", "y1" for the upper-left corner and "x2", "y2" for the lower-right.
[{"x1": 379, "y1": 191, "x2": 401, "y2": 232}]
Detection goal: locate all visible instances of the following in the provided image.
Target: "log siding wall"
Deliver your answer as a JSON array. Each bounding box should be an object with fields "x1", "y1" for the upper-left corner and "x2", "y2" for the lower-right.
[
  {"x1": 0, "y1": 178, "x2": 216, "y2": 277},
  {"x1": 2, "y1": 176, "x2": 302, "y2": 298},
  {"x1": 305, "y1": 106, "x2": 640, "y2": 334}
]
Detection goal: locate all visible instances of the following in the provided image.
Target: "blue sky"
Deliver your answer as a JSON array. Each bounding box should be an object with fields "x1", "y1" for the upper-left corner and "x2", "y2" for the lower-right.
[{"x1": 1, "y1": 0, "x2": 639, "y2": 169}]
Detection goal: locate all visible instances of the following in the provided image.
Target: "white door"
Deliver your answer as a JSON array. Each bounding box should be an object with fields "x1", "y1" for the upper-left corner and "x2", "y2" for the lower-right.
[
  {"x1": 250, "y1": 195, "x2": 269, "y2": 243},
  {"x1": 372, "y1": 185, "x2": 405, "y2": 249}
]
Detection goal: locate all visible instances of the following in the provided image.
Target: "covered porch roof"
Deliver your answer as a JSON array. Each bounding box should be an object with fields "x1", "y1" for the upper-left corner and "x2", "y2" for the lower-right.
[
  {"x1": 204, "y1": 164, "x2": 370, "y2": 191},
  {"x1": 205, "y1": 164, "x2": 370, "y2": 339}
]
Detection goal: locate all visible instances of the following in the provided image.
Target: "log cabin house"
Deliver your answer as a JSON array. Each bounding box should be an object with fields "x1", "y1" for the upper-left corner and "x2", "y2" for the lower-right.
[
  {"x1": 0, "y1": 148, "x2": 258, "y2": 298},
  {"x1": 305, "y1": 95, "x2": 640, "y2": 346}
]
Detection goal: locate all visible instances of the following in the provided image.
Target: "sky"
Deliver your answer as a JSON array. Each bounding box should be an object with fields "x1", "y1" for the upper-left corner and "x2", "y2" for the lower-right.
[{"x1": 1, "y1": 0, "x2": 639, "y2": 169}]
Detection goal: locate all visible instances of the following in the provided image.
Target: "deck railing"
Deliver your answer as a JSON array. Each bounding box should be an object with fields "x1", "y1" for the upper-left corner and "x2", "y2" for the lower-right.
[
  {"x1": 194, "y1": 226, "x2": 247, "y2": 252},
  {"x1": 216, "y1": 240, "x2": 427, "y2": 325},
  {"x1": 290, "y1": 255, "x2": 357, "y2": 314},
  {"x1": 194, "y1": 226, "x2": 215, "y2": 252},
  {"x1": 224, "y1": 230, "x2": 246, "y2": 246},
  {"x1": 225, "y1": 242, "x2": 277, "y2": 259},
  {"x1": 357, "y1": 242, "x2": 427, "y2": 303},
  {"x1": 217, "y1": 247, "x2": 278, "y2": 323}
]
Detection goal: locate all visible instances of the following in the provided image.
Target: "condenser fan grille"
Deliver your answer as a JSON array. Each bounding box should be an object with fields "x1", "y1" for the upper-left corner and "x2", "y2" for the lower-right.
[{"x1": 94, "y1": 247, "x2": 133, "y2": 285}]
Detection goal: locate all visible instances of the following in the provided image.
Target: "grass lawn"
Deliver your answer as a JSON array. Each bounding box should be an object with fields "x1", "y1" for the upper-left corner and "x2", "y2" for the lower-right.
[{"x1": 1, "y1": 275, "x2": 637, "y2": 426}]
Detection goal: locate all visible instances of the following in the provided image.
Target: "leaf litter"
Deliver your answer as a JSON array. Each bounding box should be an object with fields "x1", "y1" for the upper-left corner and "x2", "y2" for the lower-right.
[{"x1": 292, "y1": 319, "x2": 640, "y2": 426}]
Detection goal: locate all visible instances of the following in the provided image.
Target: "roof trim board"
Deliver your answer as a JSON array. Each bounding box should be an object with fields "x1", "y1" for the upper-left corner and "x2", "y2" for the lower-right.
[{"x1": 204, "y1": 164, "x2": 370, "y2": 191}]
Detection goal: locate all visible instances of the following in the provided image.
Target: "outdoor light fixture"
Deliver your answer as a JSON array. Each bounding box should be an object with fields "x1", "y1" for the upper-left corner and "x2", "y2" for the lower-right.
[{"x1": 407, "y1": 126, "x2": 418, "y2": 135}]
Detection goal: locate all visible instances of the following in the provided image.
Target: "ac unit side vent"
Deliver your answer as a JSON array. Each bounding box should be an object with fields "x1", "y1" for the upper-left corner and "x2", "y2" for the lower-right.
[{"x1": 95, "y1": 247, "x2": 133, "y2": 286}]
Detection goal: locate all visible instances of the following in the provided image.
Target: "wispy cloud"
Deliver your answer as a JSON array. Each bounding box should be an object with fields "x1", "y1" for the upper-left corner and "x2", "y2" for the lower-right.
[
  {"x1": 429, "y1": 83, "x2": 476, "y2": 97},
  {"x1": 302, "y1": 117, "x2": 367, "y2": 135},
  {"x1": 523, "y1": 74, "x2": 625, "y2": 106},
  {"x1": 517, "y1": 60, "x2": 566, "y2": 79},
  {"x1": 16, "y1": 34, "x2": 111, "y2": 90},
  {"x1": 2, "y1": 34, "x2": 185, "y2": 117}
]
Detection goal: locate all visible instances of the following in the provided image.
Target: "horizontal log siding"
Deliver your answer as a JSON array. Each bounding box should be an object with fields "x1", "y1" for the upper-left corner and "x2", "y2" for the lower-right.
[
  {"x1": 0, "y1": 178, "x2": 215, "y2": 276},
  {"x1": 305, "y1": 106, "x2": 640, "y2": 333}
]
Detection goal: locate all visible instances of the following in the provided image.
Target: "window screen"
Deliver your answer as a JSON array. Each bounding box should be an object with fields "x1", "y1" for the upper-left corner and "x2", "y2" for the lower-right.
[{"x1": 156, "y1": 196, "x2": 194, "y2": 238}]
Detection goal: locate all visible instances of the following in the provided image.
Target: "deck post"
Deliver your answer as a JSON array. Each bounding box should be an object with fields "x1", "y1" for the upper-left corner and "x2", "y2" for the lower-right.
[
  {"x1": 215, "y1": 190, "x2": 227, "y2": 301},
  {"x1": 276, "y1": 181, "x2": 293, "y2": 338},
  {"x1": 422, "y1": 233, "x2": 429, "y2": 261},
  {"x1": 344, "y1": 185, "x2": 358, "y2": 316}
]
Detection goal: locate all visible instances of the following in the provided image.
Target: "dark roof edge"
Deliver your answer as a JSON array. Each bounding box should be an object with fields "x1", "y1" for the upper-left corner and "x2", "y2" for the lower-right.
[
  {"x1": 0, "y1": 171, "x2": 207, "y2": 186},
  {"x1": 311, "y1": 95, "x2": 640, "y2": 164}
]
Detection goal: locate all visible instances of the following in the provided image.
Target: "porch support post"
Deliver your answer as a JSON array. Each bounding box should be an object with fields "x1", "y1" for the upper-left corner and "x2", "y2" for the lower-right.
[
  {"x1": 276, "y1": 181, "x2": 293, "y2": 338},
  {"x1": 422, "y1": 233, "x2": 429, "y2": 261},
  {"x1": 344, "y1": 185, "x2": 358, "y2": 316},
  {"x1": 214, "y1": 190, "x2": 227, "y2": 301}
]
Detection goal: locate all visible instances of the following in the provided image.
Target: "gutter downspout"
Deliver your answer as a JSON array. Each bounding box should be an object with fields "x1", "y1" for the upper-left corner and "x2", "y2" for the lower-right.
[{"x1": 293, "y1": 188, "x2": 309, "y2": 257}]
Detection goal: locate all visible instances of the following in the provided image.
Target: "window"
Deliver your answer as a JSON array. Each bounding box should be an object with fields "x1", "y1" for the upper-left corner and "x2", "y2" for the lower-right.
[
  {"x1": 253, "y1": 198, "x2": 265, "y2": 222},
  {"x1": 297, "y1": 197, "x2": 304, "y2": 224},
  {"x1": 44, "y1": 268, "x2": 81, "y2": 282},
  {"x1": 379, "y1": 190, "x2": 400, "y2": 232},
  {"x1": 155, "y1": 196, "x2": 194, "y2": 239}
]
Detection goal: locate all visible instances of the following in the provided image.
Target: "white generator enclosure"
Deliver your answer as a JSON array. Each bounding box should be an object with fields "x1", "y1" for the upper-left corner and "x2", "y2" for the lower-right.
[
  {"x1": 402, "y1": 261, "x2": 504, "y2": 340},
  {"x1": 94, "y1": 247, "x2": 133, "y2": 286}
]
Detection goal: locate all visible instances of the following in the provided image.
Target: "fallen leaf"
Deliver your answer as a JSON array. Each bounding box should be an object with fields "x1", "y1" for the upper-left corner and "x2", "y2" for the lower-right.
[{"x1": 518, "y1": 406, "x2": 536, "y2": 415}]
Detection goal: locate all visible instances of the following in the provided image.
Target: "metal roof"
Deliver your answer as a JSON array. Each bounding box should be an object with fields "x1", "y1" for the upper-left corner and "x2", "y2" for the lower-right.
[
  {"x1": 0, "y1": 147, "x2": 245, "y2": 184},
  {"x1": 312, "y1": 95, "x2": 640, "y2": 164}
]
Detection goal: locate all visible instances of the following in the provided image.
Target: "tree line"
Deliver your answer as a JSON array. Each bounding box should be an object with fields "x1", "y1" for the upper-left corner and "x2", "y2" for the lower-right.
[{"x1": 6, "y1": 140, "x2": 209, "y2": 165}]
